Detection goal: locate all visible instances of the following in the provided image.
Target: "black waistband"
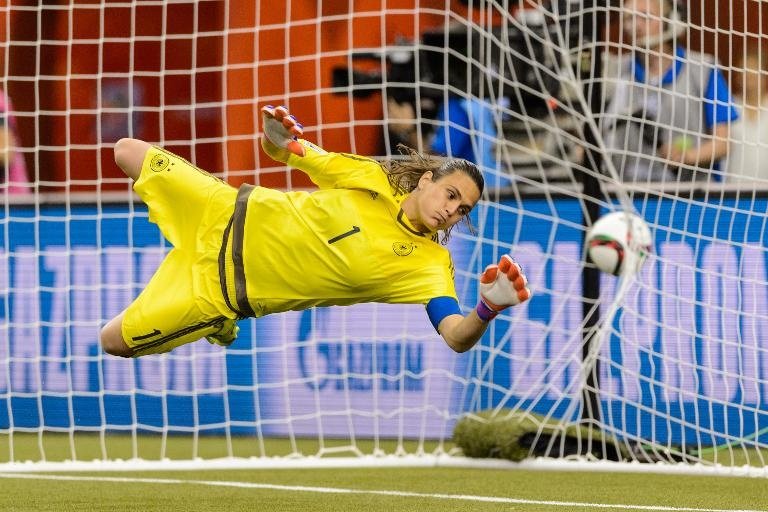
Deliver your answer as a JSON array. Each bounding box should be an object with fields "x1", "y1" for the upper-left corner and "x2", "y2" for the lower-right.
[{"x1": 218, "y1": 184, "x2": 256, "y2": 318}]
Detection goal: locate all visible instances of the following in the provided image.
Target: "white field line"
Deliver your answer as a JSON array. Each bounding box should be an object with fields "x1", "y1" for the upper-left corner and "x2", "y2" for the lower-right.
[{"x1": 0, "y1": 473, "x2": 764, "y2": 512}]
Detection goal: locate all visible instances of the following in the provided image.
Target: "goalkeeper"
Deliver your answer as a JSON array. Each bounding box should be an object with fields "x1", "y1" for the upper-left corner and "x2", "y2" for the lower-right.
[{"x1": 100, "y1": 105, "x2": 531, "y2": 358}]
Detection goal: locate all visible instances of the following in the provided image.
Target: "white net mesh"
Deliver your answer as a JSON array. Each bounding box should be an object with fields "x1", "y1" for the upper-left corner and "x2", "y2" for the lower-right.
[{"x1": 0, "y1": 1, "x2": 766, "y2": 474}]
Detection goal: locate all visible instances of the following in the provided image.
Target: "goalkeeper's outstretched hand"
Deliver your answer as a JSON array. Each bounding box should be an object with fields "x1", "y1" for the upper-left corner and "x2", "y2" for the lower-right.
[
  {"x1": 261, "y1": 105, "x2": 305, "y2": 157},
  {"x1": 476, "y1": 255, "x2": 531, "y2": 322}
]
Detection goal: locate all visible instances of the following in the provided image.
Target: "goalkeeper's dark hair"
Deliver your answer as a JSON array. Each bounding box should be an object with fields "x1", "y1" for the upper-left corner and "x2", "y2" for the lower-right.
[{"x1": 381, "y1": 144, "x2": 484, "y2": 245}]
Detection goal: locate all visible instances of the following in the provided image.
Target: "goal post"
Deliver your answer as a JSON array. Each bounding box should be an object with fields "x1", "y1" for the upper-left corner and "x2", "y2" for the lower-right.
[{"x1": 1, "y1": 0, "x2": 768, "y2": 476}]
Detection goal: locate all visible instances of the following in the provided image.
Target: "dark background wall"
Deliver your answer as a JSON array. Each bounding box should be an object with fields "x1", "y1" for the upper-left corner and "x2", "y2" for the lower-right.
[{"x1": 0, "y1": 1, "x2": 757, "y2": 192}]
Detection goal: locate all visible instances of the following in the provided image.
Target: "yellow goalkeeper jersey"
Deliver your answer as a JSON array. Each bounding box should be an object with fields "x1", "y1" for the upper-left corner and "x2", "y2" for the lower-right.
[{"x1": 218, "y1": 139, "x2": 457, "y2": 318}]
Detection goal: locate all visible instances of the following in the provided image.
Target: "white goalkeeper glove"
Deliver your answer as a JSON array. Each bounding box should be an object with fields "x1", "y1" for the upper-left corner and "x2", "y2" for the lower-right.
[
  {"x1": 476, "y1": 254, "x2": 531, "y2": 322},
  {"x1": 261, "y1": 104, "x2": 305, "y2": 157}
]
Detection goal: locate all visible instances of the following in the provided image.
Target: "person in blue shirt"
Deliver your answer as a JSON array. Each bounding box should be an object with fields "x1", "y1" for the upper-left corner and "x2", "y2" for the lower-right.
[
  {"x1": 388, "y1": 95, "x2": 508, "y2": 188},
  {"x1": 386, "y1": 20, "x2": 510, "y2": 188},
  {"x1": 600, "y1": 0, "x2": 739, "y2": 182},
  {"x1": 431, "y1": 97, "x2": 500, "y2": 181}
]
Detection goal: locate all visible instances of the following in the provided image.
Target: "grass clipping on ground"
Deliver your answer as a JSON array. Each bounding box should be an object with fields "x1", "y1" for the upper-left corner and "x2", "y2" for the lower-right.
[{"x1": 453, "y1": 409, "x2": 631, "y2": 462}]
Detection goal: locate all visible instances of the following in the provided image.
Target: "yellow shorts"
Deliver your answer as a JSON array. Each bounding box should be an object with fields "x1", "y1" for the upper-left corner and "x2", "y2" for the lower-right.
[{"x1": 121, "y1": 146, "x2": 238, "y2": 356}]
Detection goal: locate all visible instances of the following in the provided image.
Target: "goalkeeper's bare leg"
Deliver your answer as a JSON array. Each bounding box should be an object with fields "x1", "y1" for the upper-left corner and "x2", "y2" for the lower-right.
[
  {"x1": 101, "y1": 312, "x2": 132, "y2": 357},
  {"x1": 114, "y1": 137, "x2": 150, "y2": 180}
]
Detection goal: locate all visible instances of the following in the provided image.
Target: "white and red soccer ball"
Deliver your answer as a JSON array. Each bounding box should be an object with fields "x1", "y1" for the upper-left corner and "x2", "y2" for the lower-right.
[{"x1": 586, "y1": 211, "x2": 653, "y2": 276}]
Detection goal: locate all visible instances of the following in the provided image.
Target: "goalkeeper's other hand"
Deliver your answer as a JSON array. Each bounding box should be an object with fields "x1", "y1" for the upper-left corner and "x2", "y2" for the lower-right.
[
  {"x1": 261, "y1": 104, "x2": 305, "y2": 157},
  {"x1": 476, "y1": 255, "x2": 531, "y2": 322}
]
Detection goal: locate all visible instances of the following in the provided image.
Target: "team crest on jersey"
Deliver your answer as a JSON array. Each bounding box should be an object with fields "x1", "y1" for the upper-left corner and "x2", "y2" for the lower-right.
[
  {"x1": 392, "y1": 242, "x2": 415, "y2": 256},
  {"x1": 150, "y1": 154, "x2": 170, "y2": 172}
]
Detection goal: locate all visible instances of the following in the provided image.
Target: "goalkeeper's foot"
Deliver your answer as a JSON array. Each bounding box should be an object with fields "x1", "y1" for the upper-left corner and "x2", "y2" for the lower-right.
[
  {"x1": 205, "y1": 318, "x2": 239, "y2": 348},
  {"x1": 261, "y1": 104, "x2": 305, "y2": 157}
]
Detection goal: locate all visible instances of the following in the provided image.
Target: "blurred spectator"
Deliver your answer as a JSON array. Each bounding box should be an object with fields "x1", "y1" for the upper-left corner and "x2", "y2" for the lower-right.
[
  {"x1": 0, "y1": 89, "x2": 30, "y2": 193},
  {"x1": 386, "y1": 20, "x2": 510, "y2": 188},
  {"x1": 724, "y1": 49, "x2": 768, "y2": 185},
  {"x1": 387, "y1": 95, "x2": 501, "y2": 185},
  {"x1": 600, "y1": 0, "x2": 738, "y2": 182}
]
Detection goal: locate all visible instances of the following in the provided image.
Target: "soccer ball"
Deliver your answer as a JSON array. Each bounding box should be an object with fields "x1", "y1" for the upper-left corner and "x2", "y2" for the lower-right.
[{"x1": 586, "y1": 211, "x2": 652, "y2": 276}]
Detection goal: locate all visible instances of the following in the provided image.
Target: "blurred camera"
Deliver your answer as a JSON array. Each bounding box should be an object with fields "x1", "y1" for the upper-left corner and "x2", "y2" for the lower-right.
[{"x1": 331, "y1": 19, "x2": 565, "y2": 119}]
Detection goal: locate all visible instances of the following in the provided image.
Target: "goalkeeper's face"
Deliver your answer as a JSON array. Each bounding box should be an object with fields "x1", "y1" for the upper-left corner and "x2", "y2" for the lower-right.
[{"x1": 410, "y1": 170, "x2": 481, "y2": 233}]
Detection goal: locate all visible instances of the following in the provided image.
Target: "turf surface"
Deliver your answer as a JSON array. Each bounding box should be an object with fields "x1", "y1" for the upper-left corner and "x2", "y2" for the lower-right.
[
  {"x1": 0, "y1": 467, "x2": 766, "y2": 512},
  {"x1": 0, "y1": 434, "x2": 766, "y2": 511}
]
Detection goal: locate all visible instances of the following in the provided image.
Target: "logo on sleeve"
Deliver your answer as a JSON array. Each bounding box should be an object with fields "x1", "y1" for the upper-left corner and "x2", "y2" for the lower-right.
[
  {"x1": 150, "y1": 154, "x2": 170, "y2": 172},
  {"x1": 303, "y1": 140, "x2": 327, "y2": 154},
  {"x1": 392, "y1": 242, "x2": 415, "y2": 256}
]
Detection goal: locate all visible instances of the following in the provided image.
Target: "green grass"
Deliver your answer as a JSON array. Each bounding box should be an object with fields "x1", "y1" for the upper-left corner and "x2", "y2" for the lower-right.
[
  {"x1": 0, "y1": 467, "x2": 766, "y2": 512},
  {"x1": 0, "y1": 432, "x2": 448, "y2": 462},
  {"x1": 0, "y1": 433, "x2": 766, "y2": 511}
]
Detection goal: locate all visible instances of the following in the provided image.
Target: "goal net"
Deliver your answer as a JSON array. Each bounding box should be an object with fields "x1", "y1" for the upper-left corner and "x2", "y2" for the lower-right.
[{"x1": 1, "y1": 0, "x2": 767, "y2": 475}]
